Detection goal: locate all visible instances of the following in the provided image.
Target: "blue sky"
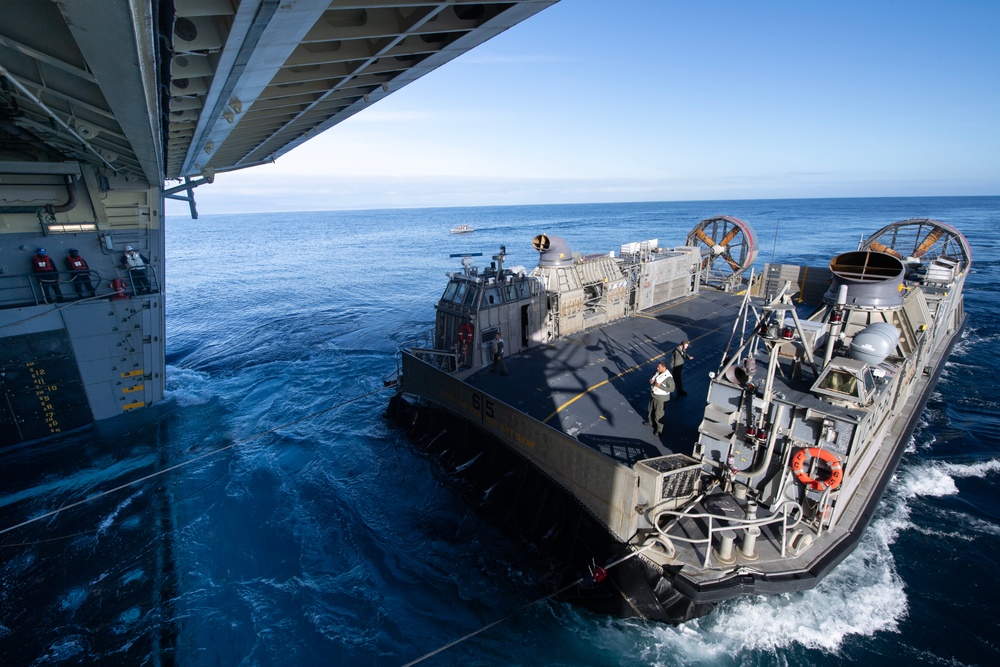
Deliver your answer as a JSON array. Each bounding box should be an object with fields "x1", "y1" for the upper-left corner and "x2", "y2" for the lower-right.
[{"x1": 173, "y1": 0, "x2": 1000, "y2": 215}]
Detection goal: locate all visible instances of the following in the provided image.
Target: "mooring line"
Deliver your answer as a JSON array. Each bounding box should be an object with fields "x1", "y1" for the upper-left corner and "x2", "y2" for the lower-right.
[
  {"x1": 0, "y1": 385, "x2": 393, "y2": 537},
  {"x1": 0, "y1": 291, "x2": 108, "y2": 331},
  {"x1": 401, "y1": 543, "x2": 654, "y2": 667}
]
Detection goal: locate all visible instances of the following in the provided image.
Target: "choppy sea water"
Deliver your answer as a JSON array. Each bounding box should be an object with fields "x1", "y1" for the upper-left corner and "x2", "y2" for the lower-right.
[{"x1": 1, "y1": 196, "x2": 998, "y2": 666}]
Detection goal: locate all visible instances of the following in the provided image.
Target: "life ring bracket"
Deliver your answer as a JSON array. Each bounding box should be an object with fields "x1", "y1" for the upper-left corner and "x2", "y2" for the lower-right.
[{"x1": 790, "y1": 447, "x2": 843, "y2": 492}]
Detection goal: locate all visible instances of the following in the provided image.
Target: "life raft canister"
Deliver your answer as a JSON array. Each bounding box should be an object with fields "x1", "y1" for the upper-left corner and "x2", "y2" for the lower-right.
[{"x1": 791, "y1": 447, "x2": 843, "y2": 491}]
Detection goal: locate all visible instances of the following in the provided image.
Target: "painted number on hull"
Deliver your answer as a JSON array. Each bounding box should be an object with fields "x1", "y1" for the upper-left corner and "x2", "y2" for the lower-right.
[
  {"x1": 26, "y1": 361, "x2": 61, "y2": 433},
  {"x1": 471, "y1": 392, "x2": 495, "y2": 420}
]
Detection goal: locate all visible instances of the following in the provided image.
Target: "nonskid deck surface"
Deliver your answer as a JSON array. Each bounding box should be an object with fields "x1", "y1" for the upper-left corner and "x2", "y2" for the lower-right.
[
  {"x1": 664, "y1": 489, "x2": 843, "y2": 584},
  {"x1": 467, "y1": 290, "x2": 746, "y2": 464}
]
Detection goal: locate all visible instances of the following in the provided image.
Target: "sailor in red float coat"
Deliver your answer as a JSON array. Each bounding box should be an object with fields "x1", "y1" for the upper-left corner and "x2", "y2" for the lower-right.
[
  {"x1": 65, "y1": 248, "x2": 97, "y2": 298},
  {"x1": 32, "y1": 247, "x2": 64, "y2": 303},
  {"x1": 458, "y1": 321, "x2": 474, "y2": 366}
]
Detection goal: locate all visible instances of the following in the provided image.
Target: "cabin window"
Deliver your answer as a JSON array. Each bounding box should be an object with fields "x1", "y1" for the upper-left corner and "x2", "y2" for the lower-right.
[
  {"x1": 462, "y1": 285, "x2": 478, "y2": 308},
  {"x1": 484, "y1": 286, "x2": 503, "y2": 306},
  {"x1": 442, "y1": 281, "x2": 459, "y2": 302},
  {"x1": 453, "y1": 282, "x2": 468, "y2": 304},
  {"x1": 818, "y1": 370, "x2": 860, "y2": 397},
  {"x1": 863, "y1": 368, "x2": 876, "y2": 395},
  {"x1": 504, "y1": 284, "x2": 518, "y2": 301}
]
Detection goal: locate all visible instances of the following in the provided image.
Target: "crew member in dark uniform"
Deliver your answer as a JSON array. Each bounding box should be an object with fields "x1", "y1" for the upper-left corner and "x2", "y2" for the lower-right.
[
  {"x1": 670, "y1": 340, "x2": 694, "y2": 397},
  {"x1": 65, "y1": 248, "x2": 97, "y2": 298},
  {"x1": 32, "y1": 248, "x2": 64, "y2": 303},
  {"x1": 490, "y1": 331, "x2": 508, "y2": 376}
]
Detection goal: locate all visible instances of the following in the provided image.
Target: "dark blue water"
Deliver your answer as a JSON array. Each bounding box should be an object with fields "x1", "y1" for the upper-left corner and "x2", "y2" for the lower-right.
[{"x1": 1, "y1": 196, "x2": 998, "y2": 666}]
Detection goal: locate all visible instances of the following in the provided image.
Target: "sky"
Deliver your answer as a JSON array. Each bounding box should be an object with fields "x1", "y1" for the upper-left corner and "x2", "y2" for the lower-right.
[{"x1": 168, "y1": 0, "x2": 1000, "y2": 215}]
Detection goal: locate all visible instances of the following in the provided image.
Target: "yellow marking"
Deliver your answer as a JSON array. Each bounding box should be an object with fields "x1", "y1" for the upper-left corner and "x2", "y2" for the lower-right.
[
  {"x1": 122, "y1": 401, "x2": 145, "y2": 411},
  {"x1": 122, "y1": 384, "x2": 145, "y2": 394},
  {"x1": 643, "y1": 294, "x2": 699, "y2": 315},
  {"x1": 541, "y1": 323, "x2": 727, "y2": 425},
  {"x1": 120, "y1": 370, "x2": 144, "y2": 378},
  {"x1": 599, "y1": 415, "x2": 608, "y2": 421},
  {"x1": 797, "y1": 266, "x2": 809, "y2": 303}
]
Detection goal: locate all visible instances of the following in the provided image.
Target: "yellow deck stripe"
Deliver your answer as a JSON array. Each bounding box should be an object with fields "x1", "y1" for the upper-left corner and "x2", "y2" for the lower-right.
[{"x1": 540, "y1": 321, "x2": 725, "y2": 425}]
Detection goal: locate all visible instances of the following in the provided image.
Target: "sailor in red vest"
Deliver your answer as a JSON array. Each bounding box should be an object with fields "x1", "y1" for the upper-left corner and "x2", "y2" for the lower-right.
[
  {"x1": 65, "y1": 248, "x2": 97, "y2": 298},
  {"x1": 32, "y1": 248, "x2": 64, "y2": 303},
  {"x1": 458, "y1": 320, "x2": 474, "y2": 366},
  {"x1": 120, "y1": 245, "x2": 152, "y2": 295}
]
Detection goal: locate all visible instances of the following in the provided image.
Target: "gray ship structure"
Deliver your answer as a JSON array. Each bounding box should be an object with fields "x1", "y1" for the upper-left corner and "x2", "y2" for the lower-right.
[
  {"x1": 0, "y1": 1, "x2": 556, "y2": 447},
  {"x1": 0, "y1": 3, "x2": 559, "y2": 660},
  {"x1": 388, "y1": 216, "x2": 970, "y2": 622}
]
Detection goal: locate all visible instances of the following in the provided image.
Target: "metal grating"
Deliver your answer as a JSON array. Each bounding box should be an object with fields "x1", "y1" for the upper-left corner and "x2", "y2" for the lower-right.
[{"x1": 642, "y1": 454, "x2": 702, "y2": 501}]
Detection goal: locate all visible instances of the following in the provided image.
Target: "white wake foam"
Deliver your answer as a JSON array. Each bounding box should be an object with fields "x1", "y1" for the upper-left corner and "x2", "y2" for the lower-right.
[
  {"x1": 593, "y1": 455, "x2": 1000, "y2": 663},
  {"x1": 164, "y1": 365, "x2": 216, "y2": 406}
]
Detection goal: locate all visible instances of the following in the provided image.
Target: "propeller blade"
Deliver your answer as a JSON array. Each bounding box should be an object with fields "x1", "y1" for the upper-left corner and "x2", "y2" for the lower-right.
[
  {"x1": 866, "y1": 241, "x2": 903, "y2": 259},
  {"x1": 718, "y1": 226, "x2": 740, "y2": 248},
  {"x1": 722, "y1": 252, "x2": 741, "y2": 271},
  {"x1": 913, "y1": 227, "x2": 944, "y2": 258},
  {"x1": 695, "y1": 228, "x2": 716, "y2": 249}
]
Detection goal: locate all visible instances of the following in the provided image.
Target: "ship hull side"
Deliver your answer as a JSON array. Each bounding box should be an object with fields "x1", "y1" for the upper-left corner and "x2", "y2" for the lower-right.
[{"x1": 385, "y1": 390, "x2": 711, "y2": 624}]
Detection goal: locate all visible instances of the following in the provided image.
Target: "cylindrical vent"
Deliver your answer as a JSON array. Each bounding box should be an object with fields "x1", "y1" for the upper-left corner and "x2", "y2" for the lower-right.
[
  {"x1": 850, "y1": 322, "x2": 901, "y2": 365},
  {"x1": 532, "y1": 234, "x2": 574, "y2": 267},
  {"x1": 824, "y1": 251, "x2": 904, "y2": 309}
]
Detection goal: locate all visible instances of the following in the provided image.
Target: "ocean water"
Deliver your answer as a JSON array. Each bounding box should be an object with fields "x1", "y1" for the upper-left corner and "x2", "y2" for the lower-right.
[{"x1": 1, "y1": 196, "x2": 998, "y2": 666}]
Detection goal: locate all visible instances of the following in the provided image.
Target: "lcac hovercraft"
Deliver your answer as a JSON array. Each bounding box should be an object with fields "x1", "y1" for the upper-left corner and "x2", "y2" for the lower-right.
[{"x1": 387, "y1": 217, "x2": 969, "y2": 623}]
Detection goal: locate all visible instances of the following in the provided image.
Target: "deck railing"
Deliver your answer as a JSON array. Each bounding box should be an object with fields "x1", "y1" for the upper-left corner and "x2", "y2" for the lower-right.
[
  {"x1": 653, "y1": 499, "x2": 804, "y2": 568},
  {"x1": 0, "y1": 269, "x2": 159, "y2": 309}
]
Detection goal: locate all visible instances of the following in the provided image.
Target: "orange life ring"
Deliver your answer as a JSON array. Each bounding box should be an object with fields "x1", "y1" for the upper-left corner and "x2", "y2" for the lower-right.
[
  {"x1": 458, "y1": 322, "x2": 473, "y2": 345},
  {"x1": 790, "y1": 447, "x2": 843, "y2": 491}
]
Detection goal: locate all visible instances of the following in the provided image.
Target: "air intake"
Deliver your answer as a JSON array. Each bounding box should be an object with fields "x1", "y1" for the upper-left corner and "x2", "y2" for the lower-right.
[
  {"x1": 533, "y1": 234, "x2": 574, "y2": 267},
  {"x1": 824, "y1": 251, "x2": 904, "y2": 309}
]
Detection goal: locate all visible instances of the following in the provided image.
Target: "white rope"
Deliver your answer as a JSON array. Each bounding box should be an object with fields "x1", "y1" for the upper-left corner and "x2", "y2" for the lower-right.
[
  {"x1": 401, "y1": 543, "x2": 655, "y2": 666},
  {"x1": 0, "y1": 291, "x2": 107, "y2": 330},
  {"x1": 0, "y1": 385, "x2": 393, "y2": 536}
]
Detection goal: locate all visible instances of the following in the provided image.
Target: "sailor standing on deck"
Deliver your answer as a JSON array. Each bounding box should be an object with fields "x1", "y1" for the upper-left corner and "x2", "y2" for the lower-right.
[
  {"x1": 490, "y1": 331, "x2": 508, "y2": 376},
  {"x1": 670, "y1": 340, "x2": 694, "y2": 397},
  {"x1": 65, "y1": 248, "x2": 97, "y2": 298},
  {"x1": 32, "y1": 248, "x2": 64, "y2": 303},
  {"x1": 648, "y1": 361, "x2": 674, "y2": 436},
  {"x1": 120, "y1": 245, "x2": 151, "y2": 295}
]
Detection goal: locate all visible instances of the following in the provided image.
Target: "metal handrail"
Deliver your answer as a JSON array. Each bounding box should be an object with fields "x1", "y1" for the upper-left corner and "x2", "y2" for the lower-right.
[
  {"x1": 0, "y1": 270, "x2": 100, "y2": 307},
  {"x1": 653, "y1": 500, "x2": 803, "y2": 569},
  {"x1": 0, "y1": 267, "x2": 159, "y2": 308},
  {"x1": 119, "y1": 264, "x2": 159, "y2": 297}
]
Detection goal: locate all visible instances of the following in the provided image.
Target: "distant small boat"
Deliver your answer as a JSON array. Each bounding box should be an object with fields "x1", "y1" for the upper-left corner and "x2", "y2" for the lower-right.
[{"x1": 450, "y1": 224, "x2": 475, "y2": 234}]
